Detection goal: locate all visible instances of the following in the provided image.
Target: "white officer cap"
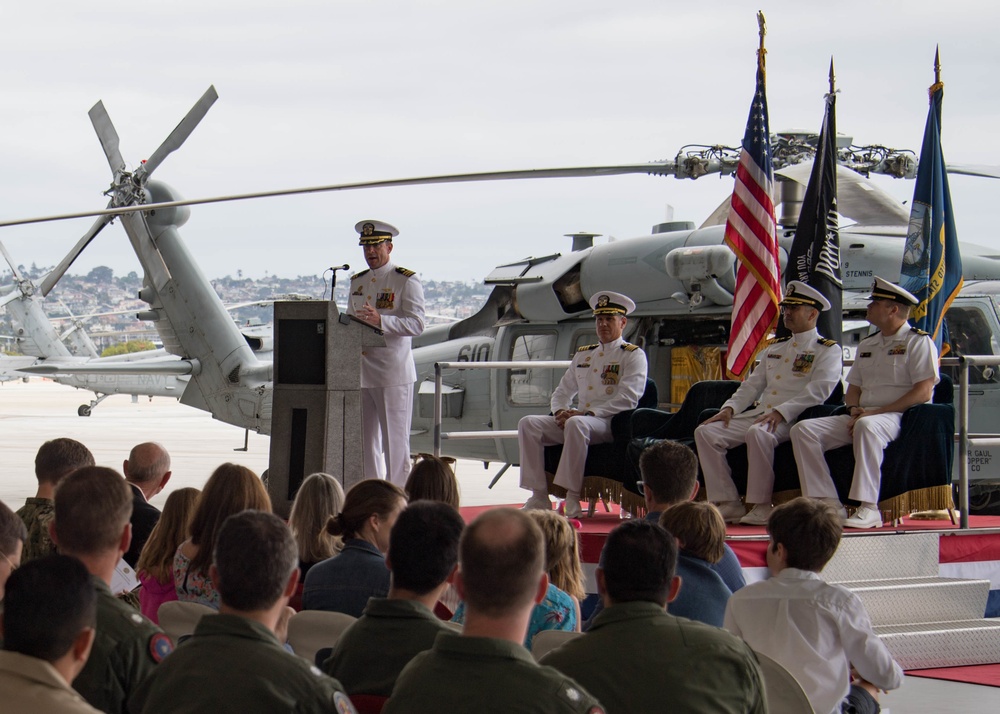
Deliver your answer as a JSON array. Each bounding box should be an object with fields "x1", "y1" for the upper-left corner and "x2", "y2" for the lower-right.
[
  {"x1": 780, "y1": 280, "x2": 832, "y2": 311},
  {"x1": 589, "y1": 291, "x2": 636, "y2": 316},
  {"x1": 355, "y1": 220, "x2": 399, "y2": 245},
  {"x1": 868, "y1": 276, "x2": 919, "y2": 307}
]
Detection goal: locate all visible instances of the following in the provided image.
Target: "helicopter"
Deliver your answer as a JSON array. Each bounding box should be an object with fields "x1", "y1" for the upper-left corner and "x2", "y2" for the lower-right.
[
  {"x1": 15, "y1": 87, "x2": 1000, "y2": 483},
  {"x1": 0, "y1": 239, "x2": 189, "y2": 414}
]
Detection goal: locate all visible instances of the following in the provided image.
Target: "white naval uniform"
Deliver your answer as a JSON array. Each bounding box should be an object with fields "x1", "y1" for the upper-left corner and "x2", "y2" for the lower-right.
[
  {"x1": 791, "y1": 323, "x2": 939, "y2": 504},
  {"x1": 694, "y1": 328, "x2": 842, "y2": 504},
  {"x1": 348, "y1": 261, "x2": 425, "y2": 485},
  {"x1": 518, "y1": 337, "x2": 647, "y2": 494}
]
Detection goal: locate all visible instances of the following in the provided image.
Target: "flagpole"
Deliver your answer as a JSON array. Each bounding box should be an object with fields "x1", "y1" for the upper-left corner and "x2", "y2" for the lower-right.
[
  {"x1": 931, "y1": 45, "x2": 943, "y2": 98},
  {"x1": 829, "y1": 57, "x2": 836, "y2": 95},
  {"x1": 757, "y1": 11, "x2": 767, "y2": 75}
]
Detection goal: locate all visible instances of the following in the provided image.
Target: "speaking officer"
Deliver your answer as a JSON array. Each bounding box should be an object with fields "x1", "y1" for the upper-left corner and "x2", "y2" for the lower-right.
[
  {"x1": 790, "y1": 277, "x2": 939, "y2": 529},
  {"x1": 695, "y1": 281, "x2": 842, "y2": 526},
  {"x1": 519, "y1": 291, "x2": 647, "y2": 519},
  {"x1": 348, "y1": 220, "x2": 426, "y2": 486}
]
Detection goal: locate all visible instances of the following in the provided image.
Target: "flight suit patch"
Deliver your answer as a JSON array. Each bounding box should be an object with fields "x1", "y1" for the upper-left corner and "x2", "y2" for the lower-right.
[
  {"x1": 375, "y1": 291, "x2": 395, "y2": 309},
  {"x1": 333, "y1": 692, "x2": 356, "y2": 713},
  {"x1": 792, "y1": 353, "x2": 815, "y2": 374},
  {"x1": 149, "y1": 633, "x2": 173, "y2": 663},
  {"x1": 600, "y1": 364, "x2": 620, "y2": 385},
  {"x1": 888, "y1": 345, "x2": 907, "y2": 355}
]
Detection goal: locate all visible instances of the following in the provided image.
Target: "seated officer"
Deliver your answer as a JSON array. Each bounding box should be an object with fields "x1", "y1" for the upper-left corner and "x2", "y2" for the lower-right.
[
  {"x1": 695, "y1": 281, "x2": 841, "y2": 525},
  {"x1": 384, "y1": 509, "x2": 604, "y2": 713},
  {"x1": 790, "y1": 277, "x2": 939, "y2": 528},
  {"x1": 519, "y1": 291, "x2": 648, "y2": 518},
  {"x1": 323, "y1": 501, "x2": 464, "y2": 696},
  {"x1": 541, "y1": 520, "x2": 766, "y2": 714},
  {"x1": 130, "y1": 511, "x2": 357, "y2": 714}
]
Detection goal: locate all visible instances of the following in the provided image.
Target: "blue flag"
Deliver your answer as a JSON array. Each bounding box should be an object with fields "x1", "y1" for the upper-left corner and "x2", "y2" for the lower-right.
[{"x1": 899, "y1": 81, "x2": 963, "y2": 355}]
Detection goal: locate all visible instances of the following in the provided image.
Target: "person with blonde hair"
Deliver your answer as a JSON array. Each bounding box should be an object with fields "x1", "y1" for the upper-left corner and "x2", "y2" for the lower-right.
[
  {"x1": 659, "y1": 501, "x2": 732, "y2": 626},
  {"x1": 136, "y1": 488, "x2": 200, "y2": 624},
  {"x1": 174, "y1": 464, "x2": 271, "y2": 609},
  {"x1": 453, "y1": 509, "x2": 581, "y2": 648},
  {"x1": 288, "y1": 473, "x2": 346, "y2": 578},
  {"x1": 303, "y1": 479, "x2": 407, "y2": 617},
  {"x1": 404, "y1": 455, "x2": 460, "y2": 510}
]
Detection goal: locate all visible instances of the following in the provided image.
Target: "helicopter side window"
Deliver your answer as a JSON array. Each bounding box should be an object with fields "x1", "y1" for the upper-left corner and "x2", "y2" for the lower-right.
[
  {"x1": 944, "y1": 307, "x2": 999, "y2": 384},
  {"x1": 508, "y1": 332, "x2": 558, "y2": 406}
]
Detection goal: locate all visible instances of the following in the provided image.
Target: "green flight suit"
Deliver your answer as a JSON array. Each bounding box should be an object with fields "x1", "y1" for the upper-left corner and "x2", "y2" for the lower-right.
[
  {"x1": 540, "y1": 601, "x2": 768, "y2": 714},
  {"x1": 323, "y1": 597, "x2": 452, "y2": 697},
  {"x1": 16, "y1": 497, "x2": 56, "y2": 563},
  {"x1": 73, "y1": 577, "x2": 171, "y2": 714},
  {"x1": 129, "y1": 613, "x2": 357, "y2": 714},
  {"x1": 384, "y1": 633, "x2": 605, "y2": 714}
]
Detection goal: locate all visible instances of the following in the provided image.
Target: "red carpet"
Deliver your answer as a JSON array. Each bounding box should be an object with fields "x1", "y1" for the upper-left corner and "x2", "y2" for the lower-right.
[{"x1": 907, "y1": 664, "x2": 1000, "y2": 688}]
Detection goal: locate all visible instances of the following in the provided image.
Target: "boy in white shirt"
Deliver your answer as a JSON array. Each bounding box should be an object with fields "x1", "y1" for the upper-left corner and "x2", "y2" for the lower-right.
[{"x1": 724, "y1": 498, "x2": 903, "y2": 714}]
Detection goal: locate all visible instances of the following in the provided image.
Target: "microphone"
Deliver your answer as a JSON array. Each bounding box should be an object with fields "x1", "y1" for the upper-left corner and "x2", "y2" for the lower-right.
[
  {"x1": 330, "y1": 264, "x2": 350, "y2": 273},
  {"x1": 328, "y1": 264, "x2": 351, "y2": 297}
]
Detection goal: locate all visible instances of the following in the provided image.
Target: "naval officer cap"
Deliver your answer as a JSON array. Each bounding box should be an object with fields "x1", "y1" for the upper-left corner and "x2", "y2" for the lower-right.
[
  {"x1": 355, "y1": 220, "x2": 399, "y2": 245},
  {"x1": 779, "y1": 280, "x2": 832, "y2": 311},
  {"x1": 868, "y1": 276, "x2": 919, "y2": 307},
  {"x1": 589, "y1": 291, "x2": 636, "y2": 316}
]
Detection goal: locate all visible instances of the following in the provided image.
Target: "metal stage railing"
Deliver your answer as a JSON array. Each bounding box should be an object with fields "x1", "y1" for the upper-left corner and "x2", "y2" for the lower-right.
[{"x1": 431, "y1": 355, "x2": 999, "y2": 529}]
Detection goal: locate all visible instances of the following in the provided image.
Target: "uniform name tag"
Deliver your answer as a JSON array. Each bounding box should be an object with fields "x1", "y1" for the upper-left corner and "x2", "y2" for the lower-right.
[
  {"x1": 375, "y1": 291, "x2": 395, "y2": 309},
  {"x1": 767, "y1": 353, "x2": 781, "y2": 359},
  {"x1": 601, "y1": 364, "x2": 620, "y2": 385},
  {"x1": 792, "y1": 353, "x2": 815, "y2": 374},
  {"x1": 859, "y1": 351, "x2": 872, "y2": 358}
]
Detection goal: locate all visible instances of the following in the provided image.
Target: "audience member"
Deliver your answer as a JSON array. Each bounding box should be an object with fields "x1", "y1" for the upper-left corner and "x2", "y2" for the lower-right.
[
  {"x1": 404, "y1": 454, "x2": 460, "y2": 509},
  {"x1": 130, "y1": 511, "x2": 357, "y2": 714},
  {"x1": 0, "y1": 555, "x2": 100, "y2": 713},
  {"x1": 16, "y1": 438, "x2": 94, "y2": 562},
  {"x1": 303, "y1": 480, "x2": 406, "y2": 617},
  {"x1": 51, "y1": 466, "x2": 171, "y2": 714},
  {"x1": 0, "y1": 500, "x2": 26, "y2": 601},
  {"x1": 174, "y1": 463, "x2": 270, "y2": 608},
  {"x1": 323, "y1": 501, "x2": 464, "y2": 696},
  {"x1": 541, "y1": 520, "x2": 766, "y2": 714},
  {"x1": 724, "y1": 498, "x2": 904, "y2": 714},
  {"x1": 288, "y1": 473, "x2": 345, "y2": 578},
  {"x1": 136, "y1": 488, "x2": 200, "y2": 624},
  {"x1": 122, "y1": 443, "x2": 172, "y2": 568},
  {"x1": 384, "y1": 508, "x2": 603, "y2": 714},
  {"x1": 659, "y1": 501, "x2": 732, "y2": 626},
  {"x1": 454, "y1": 509, "x2": 581, "y2": 648},
  {"x1": 638, "y1": 440, "x2": 745, "y2": 592}
]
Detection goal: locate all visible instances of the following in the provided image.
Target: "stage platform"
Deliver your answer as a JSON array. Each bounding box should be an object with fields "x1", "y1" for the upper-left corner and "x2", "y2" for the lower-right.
[{"x1": 458, "y1": 505, "x2": 1000, "y2": 618}]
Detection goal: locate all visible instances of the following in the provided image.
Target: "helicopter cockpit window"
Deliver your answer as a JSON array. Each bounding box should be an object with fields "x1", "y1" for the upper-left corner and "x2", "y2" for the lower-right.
[
  {"x1": 944, "y1": 306, "x2": 1000, "y2": 384},
  {"x1": 508, "y1": 331, "x2": 559, "y2": 406}
]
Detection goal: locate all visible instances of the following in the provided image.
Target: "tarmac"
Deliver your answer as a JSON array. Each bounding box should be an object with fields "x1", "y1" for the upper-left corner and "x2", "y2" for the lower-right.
[{"x1": 0, "y1": 378, "x2": 524, "y2": 511}]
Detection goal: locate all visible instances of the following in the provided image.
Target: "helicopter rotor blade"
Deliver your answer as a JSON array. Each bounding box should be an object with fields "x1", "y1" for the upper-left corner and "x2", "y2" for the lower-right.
[
  {"x1": 946, "y1": 164, "x2": 1000, "y2": 179},
  {"x1": 775, "y1": 161, "x2": 909, "y2": 226},
  {"x1": 0, "y1": 162, "x2": 678, "y2": 230},
  {"x1": 88, "y1": 101, "x2": 126, "y2": 176},
  {"x1": 0, "y1": 239, "x2": 25, "y2": 282},
  {"x1": 139, "y1": 85, "x2": 219, "y2": 179},
  {"x1": 40, "y1": 208, "x2": 114, "y2": 296},
  {"x1": 0, "y1": 289, "x2": 23, "y2": 309}
]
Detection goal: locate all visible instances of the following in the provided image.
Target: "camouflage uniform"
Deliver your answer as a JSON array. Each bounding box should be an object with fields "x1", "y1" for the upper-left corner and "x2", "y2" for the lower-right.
[{"x1": 15, "y1": 497, "x2": 56, "y2": 563}]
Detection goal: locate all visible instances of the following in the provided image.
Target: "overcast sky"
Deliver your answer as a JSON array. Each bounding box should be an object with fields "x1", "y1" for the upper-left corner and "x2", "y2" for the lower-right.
[{"x1": 0, "y1": 1, "x2": 997, "y2": 289}]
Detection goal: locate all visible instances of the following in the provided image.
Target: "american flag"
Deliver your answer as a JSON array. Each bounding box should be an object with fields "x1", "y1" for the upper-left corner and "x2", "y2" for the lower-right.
[{"x1": 723, "y1": 48, "x2": 781, "y2": 380}]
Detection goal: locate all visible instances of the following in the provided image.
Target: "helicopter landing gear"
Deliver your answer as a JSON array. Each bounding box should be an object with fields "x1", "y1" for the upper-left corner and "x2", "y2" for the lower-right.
[{"x1": 77, "y1": 393, "x2": 111, "y2": 417}]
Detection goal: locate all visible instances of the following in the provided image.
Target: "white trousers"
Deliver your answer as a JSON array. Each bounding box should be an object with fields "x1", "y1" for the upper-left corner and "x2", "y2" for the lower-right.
[
  {"x1": 789, "y1": 413, "x2": 902, "y2": 504},
  {"x1": 518, "y1": 414, "x2": 613, "y2": 494},
  {"x1": 361, "y1": 383, "x2": 414, "y2": 486},
  {"x1": 694, "y1": 416, "x2": 793, "y2": 504}
]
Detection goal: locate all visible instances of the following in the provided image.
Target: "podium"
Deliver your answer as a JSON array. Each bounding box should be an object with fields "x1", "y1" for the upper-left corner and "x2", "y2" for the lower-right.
[{"x1": 267, "y1": 299, "x2": 385, "y2": 517}]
